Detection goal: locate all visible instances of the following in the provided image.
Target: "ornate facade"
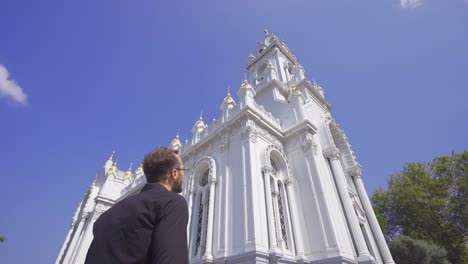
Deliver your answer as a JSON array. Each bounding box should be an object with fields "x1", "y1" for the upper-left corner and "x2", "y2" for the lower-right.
[{"x1": 57, "y1": 31, "x2": 394, "y2": 264}]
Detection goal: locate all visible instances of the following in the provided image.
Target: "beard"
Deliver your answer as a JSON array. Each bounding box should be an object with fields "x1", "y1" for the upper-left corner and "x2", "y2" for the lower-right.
[{"x1": 172, "y1": 176, "x2": 183, "y2": 193}]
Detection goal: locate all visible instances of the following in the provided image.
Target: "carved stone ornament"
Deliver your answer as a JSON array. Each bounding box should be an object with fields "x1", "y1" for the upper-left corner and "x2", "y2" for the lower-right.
[
  {"x1": 299, "y1": 133, "x2": 318, "y2": 155},
  {"x1": 347, "y1": 165, "x2": 362, "y2": 179},
  {"x1": 262, "y1": 165, "x2": 274, "y2": 174},
  {"x1": 284, "y1": 177, "x2": 294, "y2": 186},
  {"x1": 209, "y1": 176, "x2": 217, "y2": 185},
  {"x1": 94, "y1": 203, "x2": 109, "y2": 217},
  {"x1": 241, "y1": 119, "x2": 258, "y2": 142},
  {"x1": 255, "y1": 125, "x2": 282, "y2": 148},
  {"x1": 323, "y1": 146, "x2": 340, "y2": 160}
]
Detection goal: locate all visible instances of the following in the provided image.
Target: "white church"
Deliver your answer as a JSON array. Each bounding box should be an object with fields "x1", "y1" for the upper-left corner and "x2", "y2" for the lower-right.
[{"x1": 56, "y1": 31, "x2": 395, "y2": 264}]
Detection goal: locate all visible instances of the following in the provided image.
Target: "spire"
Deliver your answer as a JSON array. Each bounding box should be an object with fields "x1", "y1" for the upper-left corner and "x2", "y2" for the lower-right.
[
  {"x1": 124, "y1": 163, "x2": 133, "y2": 178},
  {"x1": 170, "y1": 130, "x2": 182, "y2": 150},
  {"x1": 135, "y1": 163, "x2": 143, "y2": 174},
  {"x1": 223, "y1": 86, "x2": 235, "y2": 104},
  {"x1": 107, "y1": 162, "x2": 118, "y2": 175},
  {"x1": 241, "y1": 78, "x2": 251, "y2": 88},
  {"x1": 105, "y1": 150, "x2": 115, "y2": 171},
  {"x1": 107, "y1": 151, "x2": 115, "y2": 162},
  {"x1": 194, "y1": 112, "x2": 205, "y2": 127}
]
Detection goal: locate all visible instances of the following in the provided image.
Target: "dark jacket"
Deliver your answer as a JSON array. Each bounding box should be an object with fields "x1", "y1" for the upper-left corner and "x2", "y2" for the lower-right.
[{"x1": 85, "y1": 183, "x2": 189, "y2": 264}]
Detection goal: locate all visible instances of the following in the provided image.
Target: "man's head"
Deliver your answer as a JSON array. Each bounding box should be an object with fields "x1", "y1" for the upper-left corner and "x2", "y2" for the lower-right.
[{"x1": 142, "y1": 147, "x2": 185, "y2": 193}]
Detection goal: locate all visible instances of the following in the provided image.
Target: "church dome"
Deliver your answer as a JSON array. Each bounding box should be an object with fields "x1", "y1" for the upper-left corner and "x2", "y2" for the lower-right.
[
  {"x1": 171, "y1": 133, "x2": 181, "y2": 146},
  {"x1": 194, "y1": 115, "x2": 205, "y2": 127},
  {"x1": 223, "y1": 87, "x2": 235, "y2": 104}
]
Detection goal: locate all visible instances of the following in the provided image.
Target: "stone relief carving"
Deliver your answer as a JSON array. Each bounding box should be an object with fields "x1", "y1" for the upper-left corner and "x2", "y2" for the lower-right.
[
  {"x1": 323, "y1": 146, "x2": 340, "y2": 160},
  {"x1": 347, "y1": 165, "x2": 362, "y2": 179},
  {"x1": 299, "y1": 133, "x2": 318, "y2": 155}
]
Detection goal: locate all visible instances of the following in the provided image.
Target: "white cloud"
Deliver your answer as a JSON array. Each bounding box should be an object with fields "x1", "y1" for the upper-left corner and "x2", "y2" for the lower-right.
[
  {"x1": 0, "y1": 64, "x2": 27, "y2": 105},
  {"x1": 400, "y1": 0, "x2": 423, "y2": 8}
]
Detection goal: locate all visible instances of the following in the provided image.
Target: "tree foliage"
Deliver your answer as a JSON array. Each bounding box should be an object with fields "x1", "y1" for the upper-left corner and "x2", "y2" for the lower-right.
[
  {"x1": 389, "y1": 235, "x2": 450, "y2": 264},
  {"x1": 372, "y1": 151, "x2": 468, "y2": 264},
  {"x1": 0, "y1": 235, "x2": 4, "y2": 242}
]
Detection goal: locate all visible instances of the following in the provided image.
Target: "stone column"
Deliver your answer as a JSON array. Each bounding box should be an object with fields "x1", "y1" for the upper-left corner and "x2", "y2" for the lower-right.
[
  {"x1": 350, "y1": 167, "x2": 395, "y2": 264},
  {"x1": 203, "y1": 177, "x2": 216, "y2": 261},
  {"x1": 199, "y1": 193, "x2": 209, "y2": 258},
  {"x1": 189, "y1": 191, "x2": 200, "y2": 257},
  {"x1": 262, "y1": 167, "x2": 278, "y2": 251},
  {"x1": 62, "y1": 213, "x2": 87, "y2": 264},
  {"x1": 271, "y1": 182, "x2": 286, "y2": 252},
  {"x1": 187, "y1": 178, "x2": 195, "y2": 240},
  {"x1": 284, "y1": 178, "x2": 305, "y2": 258},
  {"x1": 74, "y1": 213, "x2": 100, "y2": 263},
  {"x1": 56, "y1": 220, "x2": 78, "y2": 263},
  {"x1": 324, "y1": 147, "x2": 371, "y2": 260}
]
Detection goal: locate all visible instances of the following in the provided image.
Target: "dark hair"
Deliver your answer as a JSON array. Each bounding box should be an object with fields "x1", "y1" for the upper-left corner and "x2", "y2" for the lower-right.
[{"x1": 143, "y1": 147, "x2": 180, "y2": 183}]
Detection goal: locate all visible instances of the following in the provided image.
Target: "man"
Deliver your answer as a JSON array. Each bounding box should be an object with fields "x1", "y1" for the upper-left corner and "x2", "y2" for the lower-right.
[{"x1": 85, "y1": 147, "x2": 189, "y2": 264}]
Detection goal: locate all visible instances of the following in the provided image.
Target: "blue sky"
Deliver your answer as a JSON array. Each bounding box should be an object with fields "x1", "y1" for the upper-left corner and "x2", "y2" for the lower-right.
[{"x1": 1, "y1": 0, "x2": 467, "y2": 263}]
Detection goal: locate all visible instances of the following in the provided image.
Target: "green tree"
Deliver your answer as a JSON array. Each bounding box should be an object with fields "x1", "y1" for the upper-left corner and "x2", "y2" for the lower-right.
[
  {"x1": 371, "y1": 151, "x2": 468, "y2": 264},
  {"x1": 0, "y1": 235, "x2": 5, "y2": 242},
  {"x1": 389, "y1": 235, "x2": 450, "y2": 264}
]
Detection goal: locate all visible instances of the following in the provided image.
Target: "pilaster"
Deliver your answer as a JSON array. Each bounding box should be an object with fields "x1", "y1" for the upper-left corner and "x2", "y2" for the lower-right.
[
  {"x1": 323, "y1": 147, "x2": 372, "y2": 262},
  {"x1": 350, "y1": 167, "x2": 395, "y2": 264}
]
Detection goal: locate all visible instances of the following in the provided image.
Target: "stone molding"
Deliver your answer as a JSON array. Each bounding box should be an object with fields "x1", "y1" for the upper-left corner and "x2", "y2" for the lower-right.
[
  {"x1": 347, "y1": 165, "x2": 362, "y2": 179},
  {"x1": 323, "y1": 146, "x2": 340, "y2": 160},
  {"x1": 299, "y1": 132, "x2": 318, "y2": 155}
]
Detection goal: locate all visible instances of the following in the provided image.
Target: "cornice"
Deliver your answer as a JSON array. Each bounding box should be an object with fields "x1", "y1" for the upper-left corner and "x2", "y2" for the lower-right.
[
  {"x1": 246, "y1": 41, "x2": 298, "y2": 70},
  {"x1": 181, "y1": 106, "x2": 284, "y2": 159},
  {"x1": 296, "y1": 79, "x2": 331, "y2": 110},
  {"x1": 283, "y1": 119, "x2": 318, "y2": 140}
]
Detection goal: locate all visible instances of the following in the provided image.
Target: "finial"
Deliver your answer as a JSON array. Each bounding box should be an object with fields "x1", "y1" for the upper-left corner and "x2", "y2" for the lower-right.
[
  {"x1": 108, "y1": 150, "x2": 115, "y2": 162},
  {"x1": 291, "y1": 85, "x2": 300, "y2": 94},
  {"x1": 136, "y1": 163, "x2": 143, "y2": 174},
  {"x1": 124, "y1": 163, "x2": 133, "y2": 177},
  {"x1": 264, "y1": 29, "x2": 269, "y2": 36},
  {"x1": 108, "y1": 161, "x2": 118, "y2": 175},
  {"x1": 241, "y1": 73, "x2": 250, "y2": 87},
  {"x1": 224, "y1": 86, "x2": 234, "y2": 103},
  {"x1": 195, "y1": 111, "x2": 205, "y2": 127},
  {"x1": 171, "y1": 130, "x2": 181, "y2": 146}
]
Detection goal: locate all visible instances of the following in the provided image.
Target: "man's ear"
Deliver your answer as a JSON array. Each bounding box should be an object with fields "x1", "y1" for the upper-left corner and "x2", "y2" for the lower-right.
[{"x1": 169, "y1": 168, "x2": 177, "y2": 179}]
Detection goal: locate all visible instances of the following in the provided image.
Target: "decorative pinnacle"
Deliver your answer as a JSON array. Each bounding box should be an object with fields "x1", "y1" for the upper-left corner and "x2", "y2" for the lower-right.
[
  {"x1": 224, "y1": 86, "x2": 234, "y2": 103},
  {"x1": 264, "y1": 28, "x2": 269, "y2": 36},
  {"x1": 108, "y1": 161, "x2": 118, "y2": 175},
  {"x1": 108, "y1": 150, "x2": 115, "y2": 162},
  {"x1": 291, "y1": 85, "x2": 300, "y2": 94},
  {"x1": 124, "y1": 163, "x2": 133, "y2": 177},
  {"x1": 195, "y1": 111, "x2": 204, "y2": 126},
  {"x1": 171, "y1": 130, "x2": 181, "y2": 146},
  {"x1": 136, "y1": 163, "x2": 143, "y2": 173}
]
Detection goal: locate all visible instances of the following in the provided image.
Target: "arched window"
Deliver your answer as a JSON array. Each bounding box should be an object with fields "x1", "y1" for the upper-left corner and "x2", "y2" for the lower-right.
[
  {"x1": 192, "y1": 168, "x2": 210, "y2": 257},
  {"x1": 266, "y1": 154, "x2": 296, "y2": 255},
  {"x1": 189, "y1": 158, "x2": 216, "y2": 261}
]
